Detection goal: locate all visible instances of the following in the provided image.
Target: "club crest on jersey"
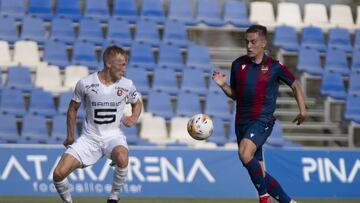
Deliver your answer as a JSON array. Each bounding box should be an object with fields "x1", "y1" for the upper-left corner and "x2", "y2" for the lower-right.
[
  {"x1": 117, "y1": 89, "x2": 123, "y2": 96},
  {"x1": 261, "y1": 64, "x2": 269, "y2": 73}
]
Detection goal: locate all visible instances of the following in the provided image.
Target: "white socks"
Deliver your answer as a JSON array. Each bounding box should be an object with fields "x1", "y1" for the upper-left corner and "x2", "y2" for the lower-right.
[
  {"x1": 54, "y1": 178, "x2": 73, "y2": 203},
  {"x1": 290, "y1": 200, "x2": 297, "y2": 203},
  {"x1": 108, "y1": 166, "x2": 128, "y2": 200}
]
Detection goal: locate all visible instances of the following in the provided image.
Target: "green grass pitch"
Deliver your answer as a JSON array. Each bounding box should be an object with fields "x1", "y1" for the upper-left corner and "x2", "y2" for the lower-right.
[{"x1": 0, "y1": 197, "x2": 359, "y2": 203}]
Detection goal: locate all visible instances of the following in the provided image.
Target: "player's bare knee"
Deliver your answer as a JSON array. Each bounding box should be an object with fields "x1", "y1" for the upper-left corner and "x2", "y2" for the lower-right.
[
  {"x1": 238, "y1": 146, "x2": 253, "y2": 163},
  {"x1": 114, "y1": 154, "x2": 128, "y2": 168},
  {"x1": 239, "y1": 151, "x2": 252, "y2": 164},
  {"x1": 53, "y1": 167, "x2": 66, "y2": 182},
  {"x1": 111, "y1": 146, "x2": 129, "y2": 168}
]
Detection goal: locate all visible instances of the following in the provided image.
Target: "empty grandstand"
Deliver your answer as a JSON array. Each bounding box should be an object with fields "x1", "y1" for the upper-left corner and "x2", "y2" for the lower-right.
[{"x1": 0, "y1": 0, "x2": 359, "y2": 202}]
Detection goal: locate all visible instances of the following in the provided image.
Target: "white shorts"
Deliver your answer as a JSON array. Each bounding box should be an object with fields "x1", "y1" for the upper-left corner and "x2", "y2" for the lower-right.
[{"x1": 65, "y1": 134, "x2": 128, "y2": 167}]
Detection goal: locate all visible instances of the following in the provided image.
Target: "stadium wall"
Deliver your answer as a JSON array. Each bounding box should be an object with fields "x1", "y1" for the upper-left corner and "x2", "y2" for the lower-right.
[{"x1": 0, "y1": 145, "x2": 358, "y2": 199}]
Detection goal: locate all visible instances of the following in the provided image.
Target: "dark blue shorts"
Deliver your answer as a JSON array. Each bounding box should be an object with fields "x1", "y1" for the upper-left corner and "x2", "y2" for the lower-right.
[{"x1": 235, "y1": 120, "x2": 274, "y2": 161}]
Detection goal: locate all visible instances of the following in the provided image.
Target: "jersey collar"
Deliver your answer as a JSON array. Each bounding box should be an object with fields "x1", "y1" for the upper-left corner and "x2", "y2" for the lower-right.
[{"x1": 249, "y1": 54, "x2": 267, "y2": 65}]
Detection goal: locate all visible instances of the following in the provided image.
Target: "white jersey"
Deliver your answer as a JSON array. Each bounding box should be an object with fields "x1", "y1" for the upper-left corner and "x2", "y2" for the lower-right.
[{"x1": 72, "y1": 72, "x2": 140, "y2": 139}]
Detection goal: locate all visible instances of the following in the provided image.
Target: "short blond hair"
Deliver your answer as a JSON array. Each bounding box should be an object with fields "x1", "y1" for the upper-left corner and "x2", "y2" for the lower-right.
[{"x1": 103, "y1": 45, "x2": 128, "y2": 67}]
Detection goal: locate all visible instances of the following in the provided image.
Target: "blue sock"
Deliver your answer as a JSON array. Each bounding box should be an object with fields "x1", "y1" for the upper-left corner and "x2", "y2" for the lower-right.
[
  {"x1": 244, "y1": 158, "x2": 267, "y2": 196},
  {"x1": 265, "y1": 172, "x2": 291, "y2": 203}
]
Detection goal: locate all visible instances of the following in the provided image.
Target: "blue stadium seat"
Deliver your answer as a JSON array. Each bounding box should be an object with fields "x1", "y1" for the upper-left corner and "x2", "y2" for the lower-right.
[
  {"x1": 57, "y1": 91, "x2": 72, "y2": 114},
  {"x1": 147, "y1": 90, "x2": 174, "y2": 120},
  {"x1": 196, "y1": 0, "x2": 226, "y2": 27},
  {"x1": 348, "y1": 72, "x2": 360, "y2": 95},
  {"x1": 207, "y1": 117, "x2": 228, "y2": 146},
  {"x1": 128, "y1": 42, "x2": 156, "y2": 70},
  {"x1": 28, "y1": 0, "x2": 53, "y2": 21},
  {"x1": 140, "y1": 0, "x2": 165, "y2": 24},
  {"x1": 0, "y1": 70, "x2": 3, "y2": 89},
  {"x1": 20, "y1": 114, "x2": 49, "y2": 144},
  {"x1": 351, "y1": 49, "x2": 360, "y2": 72},
  {"x1": 223, "y1": 0, "x2": 251, "y2": 28},
  {"x1": 72, "y1": 41, "x2": 100, "y2": 70},
  {"x1": 121, "y1": 124, "x2": 138, "y2": 139},
  {"x1": 0, "y1": 88, "x2": 26, "y2": 117},
  {"x1": 186, "y1": 44, "x2": 212, "y2": 72},
  {"x1": 20, "y1": 16, "x2": 46, "y2": 44},
  {"x1": 355, "y1": 29, "x2": 360, "y2": 50},
  {"x1": 152, "y1": 67, "x2": 179, "y2": 95},
  {"x1": 328, "y1": 28, "x2": 352, "y2": 53},
  {"x1": 0, "y1": 0, "x2": 25, "y2": 20},
  {"x1": 135, "y1": 19, "x2": 160, "y2": 47},
  {"x1": 84, "y1": 0, "x2": 109, "y2": 22},
  {"x1": 43, "y1": 40, "x2": 69, "y2": 68},
  {"x1": 125, "y1": 68, "x2": 150, "y2": 95},
  {"x1": 324, "y1": 48, "x2": 349, "y2": 76},
  {"x1": 162, "y1": 20, "x2": 189, "y2": 48},
  {"x1": 166, "y1": 142, "x2": 189, "y2": 147},
  {"x1": 105, "y1": 18, "x2": 132, "y2": 47},
  {"x1": 320, "y1": 71, "x2": 347, "y2": 100},
  {"x1": 57, "y1": 91, "x2": 85, "y2": 119},
  {"x1": 78, "y1": 18, "x2": 104, "y2": 45},
  {"x1": 6, "y1": 66, "x2": 34, "y2": 91},
  {"x1": 49, "y1": 114, "x2": 67, "y2": 144},
  {"x1": 344, "y1": 94, "x2": 360, "y2": 123},
  {"x1": 168, "y1": 0, "x2": 196, "y2": 25},
  {"x1": 273, "y1": 25, "x2": 299, "y2": 52},
  {"x1": 112, "y1": 0, "x2": 138, "y2": 23},
  {"x1": 49, "y1": 17, "x2": 76, "y2": 45},
  {"x1": 121, "y1": 124, "x2": 152, "y2": 146},
  {"x1": 176, "y1": 91, "x2": 201, "y2": 117},
  {"x1": 28, "y1": 89, "x2": 57, "y2": 117},
  {"x1": 180, "y1": 68, "x2": 207, "y2": 95},
  {"x1": 205, "y1": 92, "x2": 232, "y2": 121},
  {"x1": 296, "y1": 47, "x2": 323, "y2": 76},
  {"x1": 208, "y1": 79, "x2": 221, "y2": 94},
  {"x1": 0, "y1": 114, "x2": 19, "y2": 143},
  {"x1": 0, "y1": 16, "x2": 18, "y2": 43},
  {"x1": 301, "y1": 26, "x2": 326, "y2": 52},
  {"x1": 55, "y1": 0, "x2": 82, "y2": 21},
  {"x1": 227, "y1": 118, "x2": 236, "y2": 143},
  {"x1": 157, "y1": 43, "x2": 184, "y2": 71}
]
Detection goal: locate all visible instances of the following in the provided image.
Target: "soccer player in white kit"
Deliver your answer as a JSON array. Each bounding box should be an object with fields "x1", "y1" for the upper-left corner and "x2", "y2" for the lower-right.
[{"x1": 52, "y1": 46, "x2": 142, "y2": 203}]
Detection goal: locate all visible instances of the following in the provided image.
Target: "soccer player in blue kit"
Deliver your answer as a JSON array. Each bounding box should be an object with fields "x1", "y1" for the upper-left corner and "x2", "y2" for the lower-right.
[{"x1": 212, "y1": 25, "x2": 306, "y2": 203}]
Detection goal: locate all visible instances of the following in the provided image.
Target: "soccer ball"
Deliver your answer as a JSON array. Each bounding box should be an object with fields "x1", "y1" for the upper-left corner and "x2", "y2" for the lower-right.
[{"x1": 187, "y1": 114, "x2": 213, "y2": 140}]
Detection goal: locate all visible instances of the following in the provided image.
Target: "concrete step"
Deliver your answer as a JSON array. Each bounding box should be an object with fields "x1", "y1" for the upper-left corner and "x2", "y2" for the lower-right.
[
  {"x1": 279, "y1": 85, "x2": 293, "y2": 93},
  {"x1": 281, "y1": 121, "x2": 340, "y2": 130},
  {"x1": 275, "y1": 108, "x2": 323, "y2": 117},
  {"x1": 276, "y1": 97, "x2": 317, "y2": 106},
  {"x1": 284, "y1": 133, "x2": 349, "y2": 142},
  {"x1": 209, "y1": 47, "x2": 246, "y2": 68}
]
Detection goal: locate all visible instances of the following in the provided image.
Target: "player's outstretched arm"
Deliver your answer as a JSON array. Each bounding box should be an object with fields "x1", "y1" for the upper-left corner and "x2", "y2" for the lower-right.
[
  {"x1": 290, "y1": 81, "x2": 307, "y2": 125},
  {"x1": 122, "y1": 99, "x2": 142, "y2": 127},
  {"x1": 212, "y1": 69, "x2": 236, "y2": 100},
  {"x1": 64, "y1": 100, "x2": 81, "y2": 147}
]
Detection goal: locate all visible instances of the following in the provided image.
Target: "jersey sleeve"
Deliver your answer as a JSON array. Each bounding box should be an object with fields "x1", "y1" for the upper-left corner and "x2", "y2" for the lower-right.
[
  {"x1": 278, "y1": 62, "x2": 295, "y2": 86},
  {"x1": 72, "y1": 79, "x2": 85, "y2": 103},
  {"x1": 230, "y1": 60, "x2": 237, "y2": 90},
  {"x1": 127, "y1": 82, "x2": 141, "y2": 104}
]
